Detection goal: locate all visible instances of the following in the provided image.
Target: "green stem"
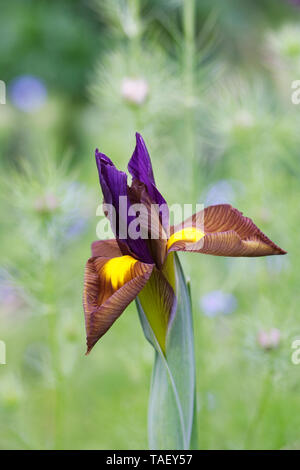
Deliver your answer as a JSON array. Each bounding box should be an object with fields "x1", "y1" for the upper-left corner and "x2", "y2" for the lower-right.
[
  {"x1": 244, "y1": 365, "x2": 273, "y2": 449},
  {"x1": 129, "y1": 0, "x2": 141, "y2": 66},
  {"x1": 44, "y1": 260, "x2": 63, "y2": 449},
  {"x1": 183, "y1": 0, "x2": 197, "y2": 202},
  {"x1": 183, "y1": 0, "x2": 196, "y2": 91},
  {"x1": 127, "y1": 0, "x2": 144, "y2": 132},
  {"x1": 153, "y1": 348, "x2": 187, "y2": 449},
  {"x1": 137, "y1": 254, "x2": 197, "y2": 450}
]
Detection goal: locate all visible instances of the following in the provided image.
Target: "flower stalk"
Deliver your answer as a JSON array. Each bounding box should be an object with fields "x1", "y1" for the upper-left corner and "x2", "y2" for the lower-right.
[
  {"x1": 136, "y1": 253, "x2": 197, "y2": 449},
  {"x1": 244, "y1": 358, "x2": 275, "y2": 449},
  {"x1": 183, "y1": 0, "x2": 197, "y2": 201},
  {"x1": 44, "y1": 259, "x2": 64, "y2": 449}
]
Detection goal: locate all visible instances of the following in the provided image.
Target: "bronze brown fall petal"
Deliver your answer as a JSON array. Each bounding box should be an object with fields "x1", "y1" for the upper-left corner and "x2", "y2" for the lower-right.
[
  {"x1": 84, "y1": 243, "x2": 154, "y2": 354},
  {"x1": 169, "y1": 204, "x2": 286, "y2": 257}
]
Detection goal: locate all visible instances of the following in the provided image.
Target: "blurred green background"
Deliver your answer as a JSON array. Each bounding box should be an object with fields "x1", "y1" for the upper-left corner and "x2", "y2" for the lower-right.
[{"x1": 0, "y1": 0, "x2": 299, "y2": 450}]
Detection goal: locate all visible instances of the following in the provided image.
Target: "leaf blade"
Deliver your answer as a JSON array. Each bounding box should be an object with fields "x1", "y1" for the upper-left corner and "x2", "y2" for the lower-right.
[{"x1": 136, "y1": 253, "x2": 198, "y2": 450}]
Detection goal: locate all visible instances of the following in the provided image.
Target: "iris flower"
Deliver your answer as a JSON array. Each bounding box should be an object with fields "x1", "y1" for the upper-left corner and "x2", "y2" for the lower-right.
[{"x1": 83, "y1": 133, "x2": 286, "y2": 354}]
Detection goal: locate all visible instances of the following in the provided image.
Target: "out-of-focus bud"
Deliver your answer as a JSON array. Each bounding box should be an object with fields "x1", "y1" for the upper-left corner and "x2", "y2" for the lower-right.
[
  {"x1": 234, "y1": 109, "x2": 254, "y2": 128},
  {"x1": 258, "y1": 328, "x2": 281, "y2": 350},
  {"x1": 121, "y1": 77, "x2": 149, "y2": 105},
  {"x1": 34, "y1": 193, "x2": 59, "y2": 214}
]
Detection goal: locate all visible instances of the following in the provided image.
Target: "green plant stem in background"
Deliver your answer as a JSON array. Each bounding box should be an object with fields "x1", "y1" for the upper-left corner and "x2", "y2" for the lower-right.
[
  {"x1": 129, "y1": 0, "x2": 141, "y2": 69},
  {"x1": 183, "y1": 0, "x2": 197, "y2": 202},
  {"x1": 44, "y1": 260, "x2": 64, "y2": 450},
  {"x1": 244, "y1": 363, "x2": 274, "y2": 450},
  {"x1": 128, "y1": 0, "x2": 144, "y2": 132}
]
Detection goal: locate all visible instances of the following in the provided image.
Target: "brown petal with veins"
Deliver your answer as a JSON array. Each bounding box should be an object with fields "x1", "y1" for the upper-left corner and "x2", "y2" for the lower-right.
[
  {"x1": 91, "y1": 239, "x2": 123, "y2": 258},
  {"x1": 91, "y1": 239, "x2": 136, "y2": 258},
  {"x1": 170, "y1": 204, "x2": 286, "y2": 257},
  {"x1": 83, "y1": 255, "x2": 154, "y2": 354}
]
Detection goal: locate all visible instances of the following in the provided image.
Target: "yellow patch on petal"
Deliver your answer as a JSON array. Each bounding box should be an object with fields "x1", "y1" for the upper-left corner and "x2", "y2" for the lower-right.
[
  {"x1": 102, "y1": 255, "x2": 138, "y2": 290},
  {"x1": 167, "y1": 227, "x2": 205, "y2": 251}
]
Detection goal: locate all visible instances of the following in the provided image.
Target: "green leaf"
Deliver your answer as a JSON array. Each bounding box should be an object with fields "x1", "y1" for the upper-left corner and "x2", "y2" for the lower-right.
[{"x1": 136, "y1": 253, "x2": 198, "y2": 450}]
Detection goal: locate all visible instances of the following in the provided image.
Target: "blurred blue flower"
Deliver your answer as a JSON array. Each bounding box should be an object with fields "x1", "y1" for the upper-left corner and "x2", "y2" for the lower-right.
[
  {"x1": 200, "y1": 290, "x2": 237, "y2": 317},
  {"x1": 65, "y1": 217, "x2": 88, "y2": 240},
  {"x1": 0, "y1": 279, "x2": 25, "y2": 315},
  {"x1": 266, "y1": 255, "x2": 289, "y2": 275},
  {"x1": 9, "y1": 75, "x2": 47, "y2": 112},
  {"x1": 204, "y1": 180, "x2": 236, "y2": 206}
]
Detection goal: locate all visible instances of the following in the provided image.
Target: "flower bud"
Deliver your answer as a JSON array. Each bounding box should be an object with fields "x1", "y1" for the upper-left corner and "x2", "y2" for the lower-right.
[
  {"x1": 121, "y1": 77, "x2": 149, "y2": 105},
  {"x1": 258, "y1": 328, "x2": 281, "y2": 350}
]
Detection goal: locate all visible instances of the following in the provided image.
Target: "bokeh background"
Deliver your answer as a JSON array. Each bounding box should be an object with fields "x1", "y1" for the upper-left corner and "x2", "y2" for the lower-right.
[{"x1": 0, "y1": 0, "x2": 299, "y2": 450}]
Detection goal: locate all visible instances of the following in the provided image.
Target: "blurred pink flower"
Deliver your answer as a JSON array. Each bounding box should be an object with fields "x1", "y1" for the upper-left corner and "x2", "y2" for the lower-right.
[
  {"x1": 34, "y1": 193, "x2": 59, "y2": 213},
  {"x1": 258, "y1": 328, "x2": 281, "y2": 350},
  {"x1": 121, "y1": 77, "x2": 149, "y2": 105}
]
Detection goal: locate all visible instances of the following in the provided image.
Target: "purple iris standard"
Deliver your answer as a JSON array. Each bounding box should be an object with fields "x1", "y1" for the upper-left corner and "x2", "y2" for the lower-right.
[{"x1": 10, "y1": 75, "x2": 47, "y2": 112}]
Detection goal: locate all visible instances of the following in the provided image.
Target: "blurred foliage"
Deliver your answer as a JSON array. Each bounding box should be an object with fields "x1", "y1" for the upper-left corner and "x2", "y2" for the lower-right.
[
  {"x1": 0, "y1": 0, "x2": 300, "y2": 450},
  {"x1": 0, "y1": 0, "x2": 101, "y2": 99}
]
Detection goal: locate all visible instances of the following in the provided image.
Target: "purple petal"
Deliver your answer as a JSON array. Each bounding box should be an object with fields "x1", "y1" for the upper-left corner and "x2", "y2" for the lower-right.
[
  {"x1": 128, "y1": 133, "x2": 169, "y2": 230},
  {"x1": 95, "y1": 150, "x2": 128, "y2": 218},
  {"x1": 95, "y1": 149, "x2": 153, "y2": 264},
  {"x1": 128, "y1": 133, "x2": 155, "y2": 185}
]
